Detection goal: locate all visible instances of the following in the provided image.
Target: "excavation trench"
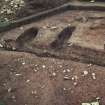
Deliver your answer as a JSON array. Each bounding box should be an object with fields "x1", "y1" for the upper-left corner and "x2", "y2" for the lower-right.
[
  {"x1": 0, "y1": 2, "x2": 105, "y2": 67},
  {"x1": 1, "y1": 2, "x2": 105, "y2": 105}
]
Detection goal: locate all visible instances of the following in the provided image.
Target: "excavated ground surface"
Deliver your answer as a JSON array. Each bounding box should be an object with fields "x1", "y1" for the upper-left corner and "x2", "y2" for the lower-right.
[
  {"x1": 0, "y1": 51, "x2": 105, "y2": 105},
  {"x1": 1, "y1": 10, "x2": 105, "y2": 50},
  {"x1": 0, "y1": 9, "x2": 105, "y2": 105}
]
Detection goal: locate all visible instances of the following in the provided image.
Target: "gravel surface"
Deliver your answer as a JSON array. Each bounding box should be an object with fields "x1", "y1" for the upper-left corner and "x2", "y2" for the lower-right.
[{"x1": 0, "y1": 0, "x2": 24, "y2": 21}]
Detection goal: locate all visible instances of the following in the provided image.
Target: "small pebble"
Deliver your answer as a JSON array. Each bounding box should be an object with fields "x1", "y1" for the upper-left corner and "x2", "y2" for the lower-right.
[
  {"x1": 87, "y1": 64, "x2": 92, "y2": 67},
  {"x1": 31, "y1": 90, "x2": 37, "y2": 95},
  {"x1": 59, "y1": 65, "x2": 63, "y2": 68},
  {"x1": 11, "y1": 95, "x2": 16, "y2": 99},
  {"x1": 22, "y1": 62, "x2": 25, "y2": 65},
  {"x1": 20, "y1": 27, "x2": 24, "y2": 30},
  {"x1": 72, "y1": 77, "x2": 75, "y2": 80},
  {"x1": 68, "y1": 42, "x2": 73, "y2": 47},
  {"x1": 26, "y1": 80, "x2": 30, "y2": 83},
  {"x1": 15, "y1": 73, "x2": 22, "y2": 76},
  {"x1": 73, "y1": 82, "x2": 77, "y2": 86},
  {"x1": 52, "y1": 72, "x2": 56, "y2": 76},
  {"x1": 34, "y1": 69, "x2": 38, "y2": 72},
  {"x1": 12, "y1": 47, "x2": 16, "y2": 51},
  {"x1": 83, "y1": 70, "x2": 88, "y2": 76},
  {"x1": 63, "y1": 70, "x2": 66, "y2": 73},
  {"x1": 42, "y1": 65, "x2": 46, "y2": 69},
  {"x1": 50, "y1": 26, "x2": 58, "y2": 30},
  {"x1": 67, "y1": 69, "x2": 71, "y2": 72},
  {"x1": 64, "y1": 75, "x2": 70, "y2": 80},
  {"x1": 96, "y1": 97, "x2": 100, "y2": 100},
  {"x1": 63, "y1": 88, "x2": 67, "y2": 91},
  {"x1": 0, "y1": 43, "x2": 3, "y2": 48},
  {"x1": 92, "y1": 73, "x2": 96, "y2": 80},
  {"x1": 90, "y1": 0, "x2": 95, "y2": 3},
  {"x1": 8, "y1": 88, "x2": 12, "y2": 92}
]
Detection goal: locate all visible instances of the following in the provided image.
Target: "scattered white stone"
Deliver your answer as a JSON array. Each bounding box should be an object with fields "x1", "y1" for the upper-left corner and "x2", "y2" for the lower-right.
[
  {"x1": 74, "y1": 75, "x2": 78, "y2": 80},
  {"x1": 59, "y1": 65, "x2": 63, "y2": 68},
  {"x1": 34, "y1": 69, "x2": 38, "y2": 72},
  {"x1": 68, "y1": 24, "x2": 71, "y2": 26},
  {"x1": 68, "y1": 42, "x2": 73, "y2": 47},
  {"x1": 96, "y1": 97, "x2": 100, "y2": 100},
  {"x1": 31, "y1": 90, "x2": 37, "y2": 95},
  {"x1": 63, "y1": 69, "x2": 71, "y2": 73},
  {"x1": 64, "y1": 75, "x2": 70, "y2": 80},
  {"x1": 12, "y1": 47, "x2": 16, "y2": 51},
  {"x1": 90, "y1": 0, "x2": 95, "y2": 3},
  {"x1": 8, "y1": 88, "x2": 12, "y2": 92},
  {"x1": 82, "y1": 102, "x2": 99, "y2": 105},
  {"x1": 11, "y1": 95, "x2": 16, "y2": 99},
  {"x1": 6, "y1": 9, "x2": 13, "y2": 14},
  {"x1": 41, "y1": 85, "x2": 46, "y2": 89},
  {"x1": 63, "y1": 88, "x2": 67, "y2": 91},
  {"x1": 22, "y1": 62, "x2": 25, "y2": 65},
  {"x1": 73, "y1": 82, "x2": 77, "y2": 86},
  {"x1": 92, "y1": 73, "x2": 96, "y2": 80},
  {"x1": 72, "y1": 75, "x2": 78, "y2": 80},
  {"x1": 87, "y1": 64, "x2": 92, "y2": 67},
  {"x1": 0, "y1": 43, "x2": 3, "y2": 48},
  {"x1": 42, "y1": 26, "x2": 47, "y2": 29},
  {"x1": 92, "y1": 73, "x2": 95, "y2": 76},
  {"x1": 0, "y1": 0, "x2": 24, "y2": 20},
  {"x1": 50, "y1": 26, "x2": 58, "y2": 30},
  {"x1": 20, "y1": 27, "x2": 24, "y2": 30},
  {"x1": 4, "y1": 18, "x2": 9, "y2": 21},
  {"x1": 3, "y1": 83, "x2": 7, "y2": 86},
  {"x1": 35, "y1": 64, "x2": 38, "y2": 67},
  {"x1": 67, "y1": 69, "x2": 71, "y2": 72},
  {"x1": 52, "y1": 72, "x2": 56, "y2": 76},
  {"x1": 15, "y1": 73, "x2": 22, "y2": 76},
  {"x1": 63, "y1": 70, "x2": 66, "y2": 73},
  {"x1": 5, "y1": 0, "x2": 9, "y2": 1},
  {"x1": 72, "y1": 77, "x2": 75, "y2": 80},
  {"x1": 83, "y1": 70, "x2": 88, "y2": 76},
  {"x1": 26, "y1": 80, "x2": 30, "y2": 83}
]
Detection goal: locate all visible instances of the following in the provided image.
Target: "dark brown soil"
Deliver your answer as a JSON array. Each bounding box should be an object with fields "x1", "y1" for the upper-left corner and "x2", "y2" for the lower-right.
[{"x1": 16, "y1": 0, "x2": 70, "y2": 18}]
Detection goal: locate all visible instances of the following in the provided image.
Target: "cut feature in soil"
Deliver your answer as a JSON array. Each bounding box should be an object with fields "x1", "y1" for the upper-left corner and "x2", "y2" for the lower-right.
[
  {"x1": 50, "y1": 26, "x2": 75, "y2": 49},
  {"x1": 2, "y1": 27, "x2": 39, "y2": 51},
  {"x1": 16, "y1": 27, "x2": 39, "y2": 46}
]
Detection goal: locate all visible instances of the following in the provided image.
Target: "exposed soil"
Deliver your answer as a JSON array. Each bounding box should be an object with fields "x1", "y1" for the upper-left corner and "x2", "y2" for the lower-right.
[
  {"x1": 70, "y1": 19, "x2": 105, "y2": 50},
  {"x1": 0, "y1": 9, "x2": 105, "y2": 105},
  {"x1": 0, "y1": 51, "x2": 105, "y2": 105}
]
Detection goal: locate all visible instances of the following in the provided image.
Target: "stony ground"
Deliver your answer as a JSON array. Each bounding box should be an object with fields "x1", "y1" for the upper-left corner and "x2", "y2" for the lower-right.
[
  {"x1": 0, "y1": 0, "x2": 24, "y2": 21},
  {"x1": 0, "y1": 51, "x2": 105, "y2": 105}
]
